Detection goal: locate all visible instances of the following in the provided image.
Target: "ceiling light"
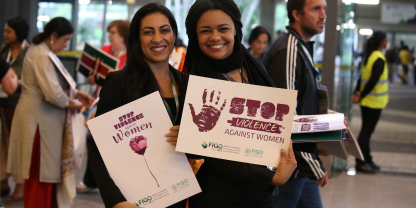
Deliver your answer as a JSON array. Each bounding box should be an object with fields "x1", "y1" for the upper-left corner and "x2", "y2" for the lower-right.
[
  {"x1": 343, "y1": 0, "x2": 379, "y2": 5},
  {"x1": 79, "y1": 0, "x2": 90, "y2": 4},
  {"x1": 359, "y1": 29, "x2": 373, "y2": 36}
]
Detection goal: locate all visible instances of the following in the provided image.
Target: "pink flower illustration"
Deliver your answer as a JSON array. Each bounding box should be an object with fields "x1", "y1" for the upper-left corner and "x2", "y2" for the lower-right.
[
  {"x1": 130, "y1": 136, "x2": 159, "y2": 187},
  {"x1": 130, "y1": 135, "x2": 148, "y2": 155}
]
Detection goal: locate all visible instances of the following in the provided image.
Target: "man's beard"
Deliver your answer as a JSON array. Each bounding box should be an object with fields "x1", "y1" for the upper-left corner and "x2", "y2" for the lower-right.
[{"x1": 301, "y1": 22, "x2": 324, "y2": 37}]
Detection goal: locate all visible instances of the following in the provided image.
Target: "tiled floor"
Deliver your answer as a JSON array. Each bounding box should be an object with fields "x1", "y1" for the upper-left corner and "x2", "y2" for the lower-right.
[
  {"x1": 320, "y1": 172, "x2": 416, "y2": 208},
  {"x1": 320, "y1": 83, "x2": 416, "y2": 208},
  {"x1": 2, "y1": 84, "x2": 415, "y2": 208}
]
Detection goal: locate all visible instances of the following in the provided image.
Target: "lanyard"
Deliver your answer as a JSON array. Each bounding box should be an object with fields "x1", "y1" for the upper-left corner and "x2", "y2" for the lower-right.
[
  {"x1": 113, "y1": 47, "x2": 126, "y2": 59},
  {"x1": 222, "y1": 68, "x2": 250, "y2": 83},
  {"x1": 162, "y1": 70, "x2": 179, "y2": 125},
  {"x1": 288, "y1": 32, "x2": 321, "y2": 82},
  {"x1": 6, "y1": 39, "x2": 27, "y2": 65}
]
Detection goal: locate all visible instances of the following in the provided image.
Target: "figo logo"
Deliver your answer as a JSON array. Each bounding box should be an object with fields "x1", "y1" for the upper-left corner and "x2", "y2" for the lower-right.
[
  {"x1": 171, "y1": 179, "x2": 190, "y2": 192},
  {"x1": 202, "y1": 141, "x2": 223, "y2": 151},
  {"x1": 244, "y1": 148, "x2": 264, "y2": 158},
  {"x1": 134, "y1": 196, "x2": 153, "y2": 206},
  {"x1": 209, "y1": 142, "x2": 223, "y2": 149}
]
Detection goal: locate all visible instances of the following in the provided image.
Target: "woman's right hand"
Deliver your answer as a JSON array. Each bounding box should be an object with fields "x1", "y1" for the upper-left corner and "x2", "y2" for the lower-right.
[
  {"x1": 88, "y1": 57, "x2": 100, "y2": 85},
  {"x1": 68, "y1": 99, "x2": 83, "y2": 110},
  {"x1": 113, "y1": 201, "x2": 142, "y2": 208},
  {"x1": 87, "y1": 74, "x2": 96, "y2": 85},
  {"x1": 271, "y1": 141, "x2": 297, "y2": 186}
]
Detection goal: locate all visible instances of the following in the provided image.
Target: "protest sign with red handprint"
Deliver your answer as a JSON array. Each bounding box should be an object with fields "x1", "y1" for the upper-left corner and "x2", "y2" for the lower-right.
[
  {"x1": 176, "y1": 75, "x2": 298, "y2": 167},
  {"x1": 188, "y1": 89, "x2": 227, "y2": 132}
]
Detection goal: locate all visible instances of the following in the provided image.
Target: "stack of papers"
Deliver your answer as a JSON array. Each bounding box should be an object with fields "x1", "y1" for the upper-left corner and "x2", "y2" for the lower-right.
[
  {"x1": 291, "y1": 113, "x2": 346, "y2": 142},
  {"x1": 292, "y1": 110, "x2": 364, "y2": 161}
]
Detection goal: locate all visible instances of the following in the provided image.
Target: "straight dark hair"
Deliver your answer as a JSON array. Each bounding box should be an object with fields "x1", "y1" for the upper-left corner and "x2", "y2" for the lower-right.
[
  {"x1": 183, "y1": 0, "x2": 246, "y2": 75},
  {"x1": 287, "y1": 0, "x2": 306, "y2": 24},
  {"x1": 32, "y1": 17, "x2": 73, "y2": 44},
  {"x1": 363, "y1": 31, "x2": 386, "y2": 66},
  {"x1": 248, "y1": 26, "x2": 271, "y2": 45},
  {"x1": 123, "y1": 3, "x2": 177, "y2": 101},
  {"x1": 6, "y1": 17, "x2": 30, "y2": 43}
]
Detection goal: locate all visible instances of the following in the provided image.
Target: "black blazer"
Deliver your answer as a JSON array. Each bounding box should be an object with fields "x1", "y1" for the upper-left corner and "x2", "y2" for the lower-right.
[{"x1": 88, "y1": 66, "x2": 186, "y2": 208}]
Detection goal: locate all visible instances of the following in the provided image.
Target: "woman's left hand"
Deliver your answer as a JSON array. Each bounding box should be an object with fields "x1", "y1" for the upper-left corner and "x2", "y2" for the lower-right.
[
  {"x1": 76, "y1": 91, "x2": 94, "y2": 108},
  {"x1": 271, "y1": 141, "x2": 297, "y2": 185},
  {"x1": 165, "y1": 125, "x2": 180, "y2": 146}
]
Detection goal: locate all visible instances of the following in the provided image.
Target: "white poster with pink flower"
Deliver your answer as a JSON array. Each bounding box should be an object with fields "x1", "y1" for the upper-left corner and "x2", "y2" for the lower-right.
[
  {"x1": 87, "y1": 92, "x2": 201, "y2": 207},
  {"x1": 176, "y1": 75, "x2": 298, "y2": 167}
]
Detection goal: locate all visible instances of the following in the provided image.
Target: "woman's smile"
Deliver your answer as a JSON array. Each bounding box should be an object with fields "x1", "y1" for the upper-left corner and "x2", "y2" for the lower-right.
[
  {"x1": 208, "y1": 43, "x2": 226, "y2": 50},
  {"x1": 197, "y1": 10, "x2": 236, "y2": 60}
]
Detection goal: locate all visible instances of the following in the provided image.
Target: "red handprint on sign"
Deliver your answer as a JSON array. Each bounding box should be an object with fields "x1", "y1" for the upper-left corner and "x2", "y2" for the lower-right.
[{"x1": 189, "y1": 89, "x2": 227, "y2": 132}]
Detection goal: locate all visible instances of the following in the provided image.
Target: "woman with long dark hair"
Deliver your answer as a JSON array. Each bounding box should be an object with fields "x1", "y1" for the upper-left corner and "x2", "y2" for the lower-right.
[
  {"x1": 248, "y1": 26, "x2": 271, "y2": 59},
  {"x1": 0, "y1": 16, "x2": 30, "y2": 202},
  {"x1": 88, "y1": 4, "x2": 186, "y2": 208},
  {"x1": 352, "y1": 31, "x2": 389, "y2": 173},
  {"x1": 6, "y1": 17, "x2": 93, "y2": 207},
  {"x1": 182, "y1": 0, "x2": 297, "y2": 207}
]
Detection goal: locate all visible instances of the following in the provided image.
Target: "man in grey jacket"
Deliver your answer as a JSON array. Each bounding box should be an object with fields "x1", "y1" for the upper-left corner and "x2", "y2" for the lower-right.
[{"x1": 263, "y1": 0, "x2": 328, "y2": 207}]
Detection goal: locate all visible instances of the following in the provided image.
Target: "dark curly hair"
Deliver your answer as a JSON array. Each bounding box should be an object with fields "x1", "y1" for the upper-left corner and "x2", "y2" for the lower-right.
[{"x1": 183, "y1": 0, "x2": 243, "y2": 75}]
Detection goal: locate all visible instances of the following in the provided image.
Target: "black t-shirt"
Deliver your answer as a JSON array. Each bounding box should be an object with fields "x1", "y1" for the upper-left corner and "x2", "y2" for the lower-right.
[
  {"x1": 162, "y1": 97, "x2": 177, "y2": 120},
  {"x1": 0, "y1": 56, "x2": 10, "y2": 80}
]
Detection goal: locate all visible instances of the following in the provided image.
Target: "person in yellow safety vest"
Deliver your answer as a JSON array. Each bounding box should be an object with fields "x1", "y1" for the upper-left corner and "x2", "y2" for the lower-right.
[
  {"x1": 398, "y1": 46, "x2": 411, "y2": 84},
  {"x1": 352, "y1": 31, "x2": 388, "y2": 173}
]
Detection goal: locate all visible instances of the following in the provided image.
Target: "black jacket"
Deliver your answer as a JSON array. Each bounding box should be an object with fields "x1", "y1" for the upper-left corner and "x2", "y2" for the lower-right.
[
  {"x1": 88, "y1": 67, "x2": 186, "y2": 208},
  {"x1": 263, "y1": 26, "x2": 326, "y2": 180}
]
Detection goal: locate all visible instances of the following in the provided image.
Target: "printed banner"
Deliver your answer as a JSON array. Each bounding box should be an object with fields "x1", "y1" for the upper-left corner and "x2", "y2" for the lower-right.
[
  {"x1": 76, "y1": 42, "x2": 119, "y2": 86},
  {"x1": 87, "y1": 92, "x2": 201, "y2": 207},
  {"x1": 381, "y1": 3, "x2": 416, "y2": 24},
  {"x1": 176, "y1": 75, "x2": 298, "y2": 167}
]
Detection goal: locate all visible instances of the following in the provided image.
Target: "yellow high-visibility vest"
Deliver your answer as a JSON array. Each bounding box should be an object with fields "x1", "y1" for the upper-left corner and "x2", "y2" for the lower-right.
[
  {"x1": 399, "y1": 49, "x2": 411, "y2": 65},
  {"x1": 360, "y1": 50, "x2": 389, "y2": 109}
]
